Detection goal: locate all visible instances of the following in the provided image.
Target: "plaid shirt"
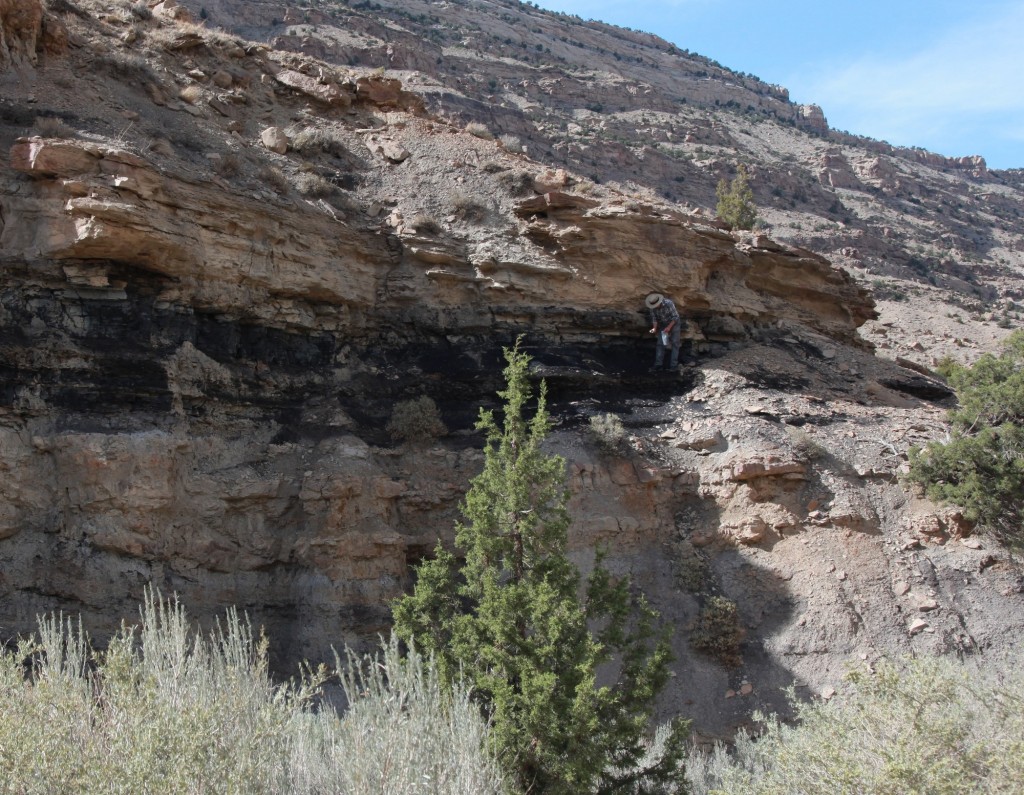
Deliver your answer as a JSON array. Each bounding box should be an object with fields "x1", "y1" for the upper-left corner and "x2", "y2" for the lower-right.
[{"x1": 649, "y1": 298, "x2": 679, "y2": 328}]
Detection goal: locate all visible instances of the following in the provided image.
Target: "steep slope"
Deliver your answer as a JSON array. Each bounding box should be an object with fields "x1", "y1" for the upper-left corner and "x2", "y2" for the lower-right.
[{"x1": 0, "y1": 0, "x2": 1022, "y2": 740}]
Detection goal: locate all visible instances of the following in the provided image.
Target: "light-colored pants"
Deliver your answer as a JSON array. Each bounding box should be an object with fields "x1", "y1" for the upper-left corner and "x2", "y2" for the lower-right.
[{"x1": 655, "y1": 324, "x2": 681, "y2": 368}]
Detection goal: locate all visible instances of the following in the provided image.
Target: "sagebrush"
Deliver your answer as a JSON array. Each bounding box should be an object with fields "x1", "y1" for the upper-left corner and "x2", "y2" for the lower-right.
[
  {"x1": 0, "y1": 592, "x2": 504, "y2": 795},
  {"x1": 465, "y1": 122, "x2": 493, "y2": 139},
  {"x1": 589, "y1": 411, "x2": 626, "y2": 450},
  {"x1": 387, "y1": 395, "x2": 447, "y2": 442},
  {"x1": 687, "y1": 654, "x2": 1024, "y2": 794}
]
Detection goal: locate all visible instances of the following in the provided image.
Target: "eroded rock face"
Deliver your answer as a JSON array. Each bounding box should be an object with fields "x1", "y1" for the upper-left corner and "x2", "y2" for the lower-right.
[
  {"x1": 0, "y1": 132, "x2": 878, "y2": 704},
  {"x1": 0, "y1": 0, "x2": 42, "y2": 72},
  {"x1": 0, "y1": 10, "x2": 1019, "y2": 742},
  {"x1": 4, "y1": 137, "x2": 875, "y2": 343},
  {"x1": 6, "y1": 138, "x2": 385, "y2": 323}
]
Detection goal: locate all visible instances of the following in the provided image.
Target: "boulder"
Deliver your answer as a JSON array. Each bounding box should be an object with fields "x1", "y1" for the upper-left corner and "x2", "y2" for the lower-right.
[
  {"x1": 212, "y1": 69, "x2": 233, "y2": 88},
  {"x1": 366, "y1": 138, "x2": 410, "y2": 163},
  {"x1": 355, "y1": 75, "x2": 403, "y2": 106},
  {"x1": 11, "y1": 136, "x2": 98, "y2": 176},
  {"x1": 705, "y1": 315, "x2": 747, "y2": 340},
  {"x1": 275, "y1": 69, "x2": 352, "y2": 107},
  {"x1": 533, "y1": 168, "x2": 569, "y2": 193},
  {"x1": 260, "y1": 126, "x2": 289, "y2": 154}
]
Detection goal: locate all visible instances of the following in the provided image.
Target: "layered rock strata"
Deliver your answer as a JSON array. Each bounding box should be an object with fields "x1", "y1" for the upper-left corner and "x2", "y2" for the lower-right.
[{"x1": 1, "y1": 0, "x2": 1021, "y2": 740}]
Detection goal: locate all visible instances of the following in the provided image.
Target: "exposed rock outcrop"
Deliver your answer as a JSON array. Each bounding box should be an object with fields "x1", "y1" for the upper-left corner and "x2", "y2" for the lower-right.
[
  {"x1": 0, "y1": 0, "x2": 1021, "y2": 743},
  {"x1": 0, "y1": 0, "x2": 42, "y2": 72},
  {"x1": 4, "y1": 136, "x2": 874, "y2": 343},
  {"x1": 798, "y1": 103, "x2": 828, "y2": 132}
]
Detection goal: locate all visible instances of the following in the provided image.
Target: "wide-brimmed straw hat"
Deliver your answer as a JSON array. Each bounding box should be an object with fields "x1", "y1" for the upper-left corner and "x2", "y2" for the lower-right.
[{"x1": 645, "y1": 293, "x2": 664, "y2": 309}]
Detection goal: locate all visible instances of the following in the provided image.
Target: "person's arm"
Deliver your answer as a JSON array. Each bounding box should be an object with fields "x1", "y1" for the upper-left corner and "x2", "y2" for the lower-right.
[{"x1": 649, "y1": 310, "x2": 658, "y2": 334}]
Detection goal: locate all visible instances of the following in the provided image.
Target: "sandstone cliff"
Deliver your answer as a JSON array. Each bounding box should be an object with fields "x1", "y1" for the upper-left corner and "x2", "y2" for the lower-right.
[{"x1": 0, "y1": 0, "x2": 1022, "y2": 738}]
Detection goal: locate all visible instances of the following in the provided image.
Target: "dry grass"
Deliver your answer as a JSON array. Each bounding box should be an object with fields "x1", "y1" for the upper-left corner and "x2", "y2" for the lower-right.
[
  {"x1": 465, "y1": 122, "x2": 493, "y2": 140},
  {"x1": 148, "y1": 138, "x2": 174, "y2": 157},
  {"x1": 450, "y1": 189, "x2": 488, "y2": 223},
  {"x1": 93, "y1": 51, "x2": 157, "y2": 84},
  {"x1": 259, "y1": 166, "x2": 291, "y2": 194},
  {"x1": 147, "y1": 19, "x2": 245, "y2": 52},
  {"x1": 213, "y1": 152, "x2": 242, "y2": 178},
  {"x1": 499, "y1": 134, "x2": 523, "y2": 153},
  {"x1": 0, "y1": 592, "x2": 506, "y2": 794},
  {"x1": 411, "y1": 213, "x2": 442, "y2": 234},
  {"x1": 291, "y1": 172, "x2": 337, "y2": 199},
  {"x1": 178, "y1": 83, "x2": 203, "y2": 104},
  {"x1": 33, "y1": 115, "x2": 75, "y2": 138},
  {"x1": 687, "y1": 655, "x2": 1024, "y2": 794},
  {"x1": 290, "y1": 126, "x2": 350, "y2": 159},
  {"x1": 43, "y1": 0, "x2": 89, "y2": 17},
  {"x1": 497, "y1": 169, "x2": 535, "y2": 197},
  {"x1": 785, "y1": 425, "x2": 827, "y2": 462}
]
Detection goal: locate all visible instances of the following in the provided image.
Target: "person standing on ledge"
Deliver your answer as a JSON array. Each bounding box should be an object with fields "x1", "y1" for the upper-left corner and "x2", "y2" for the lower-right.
[{"x1": 646, "y1": 292, "x2": 680, "y2": 372}]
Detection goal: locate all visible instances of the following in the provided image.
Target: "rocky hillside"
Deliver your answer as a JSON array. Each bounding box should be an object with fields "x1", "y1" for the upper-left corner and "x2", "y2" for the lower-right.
[
  {"x1": 187, "y1": 0, "x2": 1024, "y2": 362},
  {"x1": 1, "y1": 0, "x2": 1022, "y2": 739}
]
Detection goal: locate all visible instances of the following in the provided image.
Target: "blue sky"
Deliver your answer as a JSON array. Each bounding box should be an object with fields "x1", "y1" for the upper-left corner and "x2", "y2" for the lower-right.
[{"x1": 530, "y1": 0, "x2": 1024, "y2": 170}]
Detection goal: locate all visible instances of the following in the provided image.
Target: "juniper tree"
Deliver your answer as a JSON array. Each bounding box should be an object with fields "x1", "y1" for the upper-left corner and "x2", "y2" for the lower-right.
[
  {"x1": 393, "y1": 341, "x2": 688, "y2": 794},
  {"x1": 715, "y1": 164, "x2": 757, "y2": 230},
  {"x1": 908, "y1": 330, "x2": 1024, "y2": 545}
]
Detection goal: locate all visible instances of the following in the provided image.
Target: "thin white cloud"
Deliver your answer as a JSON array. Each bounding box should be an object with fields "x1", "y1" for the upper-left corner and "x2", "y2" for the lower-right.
[{"x1": 796, "y1": 3, "x2": 1024, "y2": 159}]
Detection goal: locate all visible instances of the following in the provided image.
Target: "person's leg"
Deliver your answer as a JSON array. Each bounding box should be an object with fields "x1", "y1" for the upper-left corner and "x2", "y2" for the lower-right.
[{"x1": 669, "y1": 323, "x2": 682, "y2": 368}]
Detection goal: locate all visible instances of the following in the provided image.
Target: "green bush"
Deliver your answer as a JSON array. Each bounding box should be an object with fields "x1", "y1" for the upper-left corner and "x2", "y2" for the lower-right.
[
  {"x1": 589, "y1": 411, "x2": 626, "y2": 451},
  {"x1": 387, "y1": 395, "x2": 447, "y2": 442},
  {"x1": 0, "y1": 593, "x2": 504, "y2": 794},
  {"x1": 908, "y1": 330, "x2": 1024, "y2": 545},
  {"x1": 715, "y1": 164, "x2": 757, "y2": 231},
  {"x1": 691, "y1": 596, "x2": 743, "y2": 667},
  {"x1": 687, "y1": 655, "x2": 1024, "y2": 794}
]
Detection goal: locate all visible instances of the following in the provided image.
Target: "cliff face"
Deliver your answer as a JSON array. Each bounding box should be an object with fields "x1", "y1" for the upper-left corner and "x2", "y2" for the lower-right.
[
  {"x1": 184, "y1": 0, "x2": 1024, "y2": 304},
  {"x1": 1, "y1": 0, "x2": 1022, "y2": 738}
]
